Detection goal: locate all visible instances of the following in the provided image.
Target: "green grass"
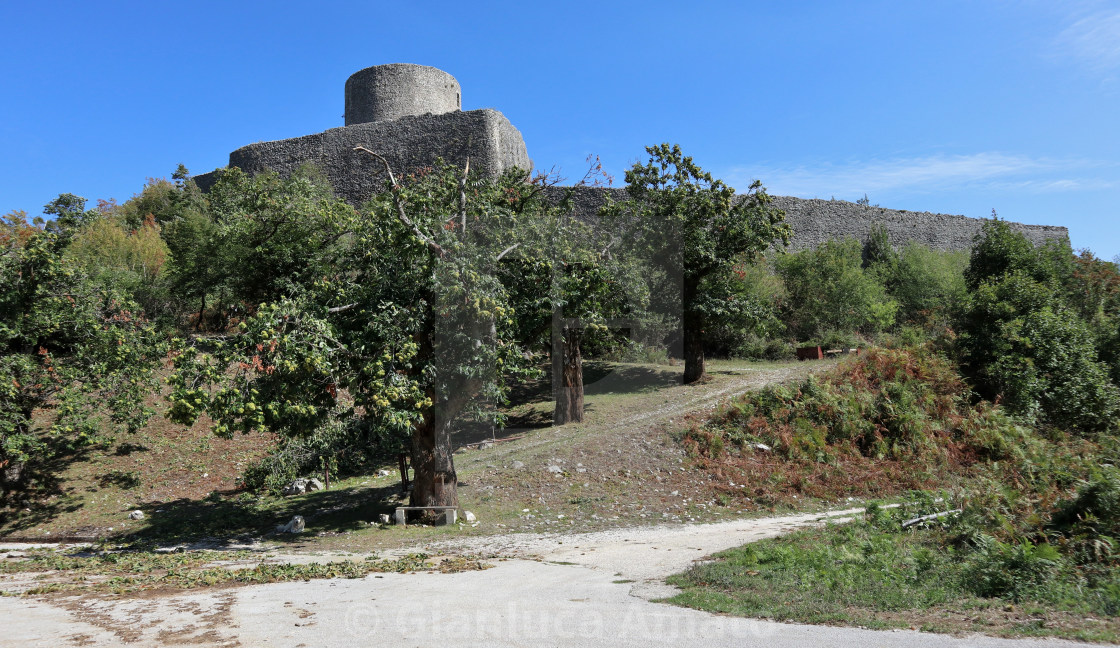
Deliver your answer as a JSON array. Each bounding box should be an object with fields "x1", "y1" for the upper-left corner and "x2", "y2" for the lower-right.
[{"x1": 666, "y1": 515, "x2": 1120, "y2": 642}]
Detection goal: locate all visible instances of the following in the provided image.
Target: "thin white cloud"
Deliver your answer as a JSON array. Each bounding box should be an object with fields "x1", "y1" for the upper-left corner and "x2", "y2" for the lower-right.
[
  {"x1": 1054, "y1": 9, "x2": 1120, "y2": 73},
  {"x1": 728, "y1": 153, "x2": 1114, "y2": 199}
]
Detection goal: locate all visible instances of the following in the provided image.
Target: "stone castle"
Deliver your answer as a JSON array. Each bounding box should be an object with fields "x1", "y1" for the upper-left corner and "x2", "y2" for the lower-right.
[{"x1": 195, "y1": 64, "x2": 1069, "y2": 251}]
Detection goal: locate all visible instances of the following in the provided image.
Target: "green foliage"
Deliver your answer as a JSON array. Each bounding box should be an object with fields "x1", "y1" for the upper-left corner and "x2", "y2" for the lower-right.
[
  {"x1": 965, "y1": 535, "x2": 1063, "y2": 601},
  {"x1": 889, "y1": 243, "x2": 968, "y2": 328},
  {"x1": 965, "y1": 217, "x2": 1074, "y2": 291},
  {"x1": 703, "y1": 255, "x2": 788, "y2": 357},
  {"x1": 0, "y1": 221, "x2": 162, "y2": 498},
  {"x1": 1049, "y1": 469, "x2": 1120, "y2": 565},
  {"x1": 776, "y1": 238, "x2": 898, "y2": 340},
  {"x1": 602, "y1": 143, "x2": 790, "y2": 379},
  {"x1": 861, "y1": 223, "x2": 898, "y2": 276},
  {"x1": 959, "y1": 271, "x2": 1119, "y2": 431},
  {"x1": 956, "y1": 220, "x2": 1120, "y2": 432},
  {"x1": 168, "y1": 162, "x2": 540, "y2": 495},
  {"x1": 690, "y1": 347, "x2": 1027, "y2": 465}
]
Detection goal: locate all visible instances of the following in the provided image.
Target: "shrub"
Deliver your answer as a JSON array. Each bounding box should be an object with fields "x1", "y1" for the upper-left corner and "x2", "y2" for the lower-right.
[
  {"x1": 776, "y1": 239, "x2": 898, "y2": 340},
  {"x1": 959, "y1": 272, "x2": 1120, "y2": 431},
  {"x1": 889, "y1": 243, "x2": 967, "y2": 328},
  {"x1": 692, "y1": 347, "x2": 1014, "y2": 466},
  {"x1": 964, "y1": 535, "x2": 1063, "y2": 601}
]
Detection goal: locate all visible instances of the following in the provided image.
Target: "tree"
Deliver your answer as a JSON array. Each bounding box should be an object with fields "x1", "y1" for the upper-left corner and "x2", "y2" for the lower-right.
[
  {"x1": 888, "y1": 243, "x2": 967, "y2": 328},
  {"x1": 497, "y1": 170, "x2": 646, "y2": 425},
  {"x1": 170, "y1": 157, "x2": 534, "y2": 510},
  {"x1": 1, "y1": 205, "x2": 161, "y2": 500},
  {"x1": 604, "y1": 144, "x2": 790, "y2": 383},
  {"x1": 957, "y1": 221, "x2": 1119, "y2": 431}
]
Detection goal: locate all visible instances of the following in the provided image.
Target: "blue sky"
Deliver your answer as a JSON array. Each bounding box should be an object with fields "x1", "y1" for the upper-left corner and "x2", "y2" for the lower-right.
[{"x1": 3, "y1": 1, "x2": 1118, "y2": 258}]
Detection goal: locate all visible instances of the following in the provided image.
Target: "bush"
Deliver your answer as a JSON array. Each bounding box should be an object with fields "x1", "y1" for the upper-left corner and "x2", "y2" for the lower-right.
[
  {"x1": 965, "y1": 217, "x2": 1073, "y2": 291},
  {"x1": 693, "y1": 347, "x2": 1018, "y2": 465},
  {"x1": 959, "y1": 272, "x2": 1120, "y2": 431},
  {"x1": 1049, "y1": 469, "x2": 1120, "y2": 565},
  {"x1": 776, "y1": 239, "x2": 898, "y2": 340},
  {"x1": 889, "y1": 243, "x2": 967, "y2": 328},
  {"x1": 964, "y1": 535, "x2": 1064, "y2": 601}
]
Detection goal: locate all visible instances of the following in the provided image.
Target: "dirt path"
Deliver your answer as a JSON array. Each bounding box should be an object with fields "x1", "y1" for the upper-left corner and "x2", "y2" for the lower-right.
[{"x1": 413, "y1": 505, "x2": 869, "y2": 599}]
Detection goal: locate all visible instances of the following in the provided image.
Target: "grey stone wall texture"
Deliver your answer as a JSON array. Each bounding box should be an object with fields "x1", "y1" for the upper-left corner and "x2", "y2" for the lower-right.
[
  {"x1": 202, "y1": 109, "x2": 529, "y2": 206},
  {"x1": 195, "y1": 64, "x2": 1068, "y2": 251},
  {"x1": 771, "y1": 196, "x2": 1068, "y2": 251},
  {"x1": 345, "y1": 63, "x2": 461, "y2": 126},
  {"x1": 541, "y1": 186, "x2": 1068, "y2": 251}
]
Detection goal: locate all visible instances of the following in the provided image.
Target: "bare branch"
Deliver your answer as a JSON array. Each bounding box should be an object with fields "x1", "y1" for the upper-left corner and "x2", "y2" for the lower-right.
[
  {"x1": 459, "y1": 156, "x2": 470, "y2": 233},
  {"x1": 496, "y1": 243, "x2": 520, "y2": 262},
  {"x1": 901, "y1": 509, "x2": 962, "y2": 528},
  {"x1": 353, "y1": 146, "x2": 446, "y2": 257}
]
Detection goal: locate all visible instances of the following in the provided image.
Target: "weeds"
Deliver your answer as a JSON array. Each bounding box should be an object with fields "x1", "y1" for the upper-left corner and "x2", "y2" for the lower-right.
[{"x1": 0, "y1": 548, "x2": 490, "y2": 596}]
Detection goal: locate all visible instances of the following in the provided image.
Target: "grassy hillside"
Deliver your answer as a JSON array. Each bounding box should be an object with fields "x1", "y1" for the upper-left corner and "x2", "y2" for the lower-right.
[{"x1": 0, "y1": 359, "x2": 826, "y2": 548}]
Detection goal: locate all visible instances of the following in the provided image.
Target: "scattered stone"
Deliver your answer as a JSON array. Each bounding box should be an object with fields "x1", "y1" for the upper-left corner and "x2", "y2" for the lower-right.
[
  {"x1": 128, "y1": 510, "x2": 145, "y2": 520},
  {"x1": 463, "y1": 510, "x2": 477, "y2": 523},
  {"x1": 377, "y1": 513, "x2": 391, "y2": 525},
  {"x1": 547, "y1": 465, "x2": 563, "y2": 474},
  {"x1": 306, "y1": 478, "x2": 324, "y2": 492},
  {"x1": 478, "y1": 441, "x2": 494, "y2": 450},
  {"x1": 751, "y1": 443, "x2": 772, "y2": 452},
  {"x1": 282, "y1": 478, "x2": 309, "y2": 496},
  {"x1": 670, "y1": 490, "x2": 679, "y2": 496},
  {"x1": 511, "y1": 461, "x2": 525, "y2": 470},
  {"x1": 276, "y1": 515, "x2": 306, "y2": 534}
]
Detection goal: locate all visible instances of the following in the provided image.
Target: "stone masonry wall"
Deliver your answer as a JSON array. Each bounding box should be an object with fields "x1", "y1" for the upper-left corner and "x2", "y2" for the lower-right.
[
  {"x1": 542, "y1": 186, "x2": 1069, "y2": 252},
  {"x1": 345, "y1": 64, "x2": 461, "y2": 126},
  {"x1": 774, "y1": 196, "x2": 1068, "y2": 251},
  {"x1": 195, "y1": 108, "x2": 530, "y2": 205}
]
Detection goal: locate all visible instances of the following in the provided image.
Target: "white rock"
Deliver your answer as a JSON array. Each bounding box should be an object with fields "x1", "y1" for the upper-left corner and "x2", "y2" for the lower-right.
[
  {"x1": 281, "y1": 478, "x2": 308, "y2": 496},
  {"x1": 751, "y1": 442, "x2": 772, "y2": 452},
  {"x1": 547, "y1": 465, "x2": 563, "y2": 473},
  {"x1": 306, "y1": 478, "x2": 324, "y2": 492},
  {"x1": 128, "y1": 510, "x2": 145, "y2": 520},
  {"x1": 463, "y1": 510, "x2": 477, "y2": 523},
  {"x1": 511, "y1": 461, "x2": 525, "y2": 469}
]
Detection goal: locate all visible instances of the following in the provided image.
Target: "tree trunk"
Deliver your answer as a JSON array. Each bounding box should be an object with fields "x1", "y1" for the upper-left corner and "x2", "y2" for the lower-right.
[
  {"x1": 682, "y1": 278, "x2": 706, "y2": 384},
  {"x1": 553, "y1": 327, "x2": 584, "y2": 424},
  {"x1": 409, "y1": 283, "x2": 458, "y2": 510},
  {"x1": 683, "y1": 323, "x2": 706, "y2": 384},
  {"x1": 196, "y1": 294, "x2": 206, "y2": 331},
  {"x1": 409, "y1": 405, "x2": 459, "y2": 509}
]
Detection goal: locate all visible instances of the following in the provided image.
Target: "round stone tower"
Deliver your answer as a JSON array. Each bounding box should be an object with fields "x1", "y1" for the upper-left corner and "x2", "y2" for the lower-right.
[{"x1": 344, "y1": 63, "x2": 462, "y2": 126}]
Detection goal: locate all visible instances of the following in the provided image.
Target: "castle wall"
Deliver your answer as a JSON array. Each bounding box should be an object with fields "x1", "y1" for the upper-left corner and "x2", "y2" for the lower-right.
[
  {"x1": 541, "y1": 186, "x2": 1069, "y2": 252},
  {"x1": 345, "y1": 64, "x2": 461, "y2": 126},
  {"x1": 192, "y1": 63, "x2": 1069, "y2": 254},
  {"x1": 196, "y1": 108, "x2": 530, "y2": 204},
  {"x1": 774, "y1": 196, "x2": 1068, "y2": 251}
]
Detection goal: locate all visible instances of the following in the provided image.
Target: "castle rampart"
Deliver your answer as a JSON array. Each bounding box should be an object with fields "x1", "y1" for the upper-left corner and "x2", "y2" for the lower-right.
[
  {"x1": 195, "y1": 64, "x2": 1069, "y2": 252},
  {"x1": 344, "y1": 63, "x2": 461, "y2": 125}
]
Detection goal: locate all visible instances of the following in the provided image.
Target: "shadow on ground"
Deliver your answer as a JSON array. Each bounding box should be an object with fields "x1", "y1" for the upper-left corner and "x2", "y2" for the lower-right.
[
  {"x1": 0, "y1": 445, "x2": 100, "y2": 535},
  {"x1": 119, "y1": 483, "x2": 404, "y2": 546}
]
